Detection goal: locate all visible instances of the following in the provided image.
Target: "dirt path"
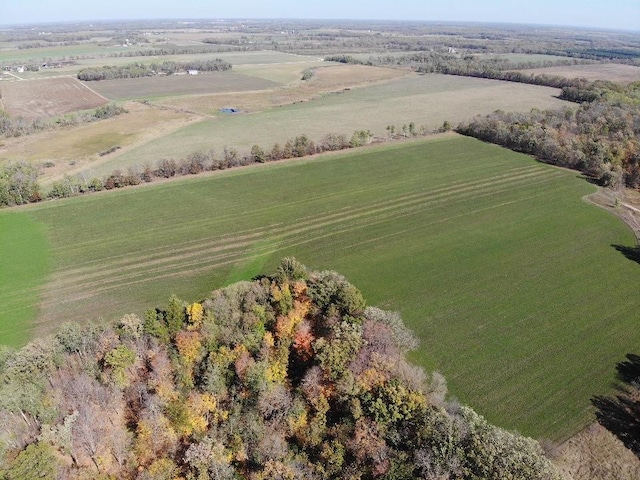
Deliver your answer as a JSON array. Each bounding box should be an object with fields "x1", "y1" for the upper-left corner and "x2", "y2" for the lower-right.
[
  {"x1": 3, "y1": 71, "x2": 24, "y2": 81},
  {"x1": 76, "y1": 78, "x2": 110, "y2": 102},
  {"x1": 586, "y1": 188, "x2": 640, "y2": 242}
]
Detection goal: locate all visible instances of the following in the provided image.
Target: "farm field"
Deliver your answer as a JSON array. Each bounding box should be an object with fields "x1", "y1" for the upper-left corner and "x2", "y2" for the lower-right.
[
  {"x1": 0, "y1": 44, "x2": 129, "y2": 63},
  {"x1": 74, "y1": 50, "x2": 323, "y2": 69},
  {"x1": 84, "y1": 72, "x2": 281, "y2": 101},
  {"x1": 4, "y1": 135, "x2": 639, "y2": 441},
  {"x1": 156, "y1": 64, "x2": 408, "y2": 114},
  {"x1": 98, "y1": 73, "x2": 569, "y2": 178},
  {"x1": 0, "y1": 101, "x2": 199, "y2": 184},
  {"x1": 517, "y1": 63, "x2": 640, "y2": 83},
  {"x1": 485, "y1": 53, "x2": 578, "y2": 63},
  {"x1": 0, "y1": 76, "x2": 107, "y2": 119},
  {"x1": 0, "y1": 212, "x2": 50, "y2": 346}
]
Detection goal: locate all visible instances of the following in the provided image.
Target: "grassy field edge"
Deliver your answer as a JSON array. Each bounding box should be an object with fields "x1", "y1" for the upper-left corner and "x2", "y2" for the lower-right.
[{"x1": 0, "y1": 212, "x2": 51, "y2": 347}]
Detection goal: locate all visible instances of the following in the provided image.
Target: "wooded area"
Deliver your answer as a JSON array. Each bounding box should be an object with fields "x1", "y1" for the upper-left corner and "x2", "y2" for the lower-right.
[{"x1": 0, "y1": 260, "x2": 560, "y2": 479}]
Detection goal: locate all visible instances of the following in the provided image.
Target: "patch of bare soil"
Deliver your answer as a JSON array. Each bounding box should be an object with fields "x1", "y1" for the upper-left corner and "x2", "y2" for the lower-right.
[{"x1": 553, "y1": 423, "x2": 640, "y2": 480}]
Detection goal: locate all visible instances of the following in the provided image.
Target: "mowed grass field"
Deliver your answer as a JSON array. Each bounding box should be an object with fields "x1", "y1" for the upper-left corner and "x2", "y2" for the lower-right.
[
  {"x1": 85, "y1": 72, "x2": 281, "y2": 101},
  {"x1": 93, "y1": 73, "x2": 568, "y2": 178},
  {"x1": 3, "y1": 134, "x2": 639, "y2": 441}
]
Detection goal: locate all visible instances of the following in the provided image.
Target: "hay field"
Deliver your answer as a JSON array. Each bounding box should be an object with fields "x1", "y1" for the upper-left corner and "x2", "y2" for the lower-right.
[
  {"x1": 4, "y1": 135, "x2": 639, "y2": 441},
  {"x1": 97, "y1": 73, "x2": 568, "y2": 178},
  {"x1": 0, "y1": 76, "x2": 108, "y2": 119},
  {"x1": 517, "y1": 63, "x2": 640, "y2": 83},
  {"x1": 85, "y1": 72, "x2": 280, "y2": 101}
]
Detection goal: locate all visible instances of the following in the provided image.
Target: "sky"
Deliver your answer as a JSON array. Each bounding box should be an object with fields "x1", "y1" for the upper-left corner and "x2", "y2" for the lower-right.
[{"x1": 2, "y1": 0, "x2": 639, "y2": 31}]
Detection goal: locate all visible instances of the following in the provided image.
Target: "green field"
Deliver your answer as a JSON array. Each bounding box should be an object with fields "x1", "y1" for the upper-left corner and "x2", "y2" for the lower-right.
[
  {"x1": 0, "y1": 212, "x2": 50, "y2": 346},
  {"x1": 86, "y1": 73, "x2": 568, "y2": 178},
  {"x1": 3, "y1": 134, "x2": 639, "y2": 441}
]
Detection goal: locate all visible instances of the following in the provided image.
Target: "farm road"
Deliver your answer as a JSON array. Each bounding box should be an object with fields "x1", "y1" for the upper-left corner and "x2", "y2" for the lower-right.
[{"x1": 3, "y1": 71, "x2": 24, "y2": 80}]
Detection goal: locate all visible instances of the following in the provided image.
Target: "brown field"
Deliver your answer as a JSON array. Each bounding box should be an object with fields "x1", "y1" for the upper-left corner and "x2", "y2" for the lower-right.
[
  {"x1": 157, "y1": 64, "x2": 409, "y2": 115},
  {"x1": 0, "y1": 76, "x2": 108, "y2": 119},
  {"x1": 0, "y1": 101, "x2": 200, "y2": 184},
  {"x1": 85, "y1": 72, "x2": 280, "y2": 101},
  {"x1": 517, "y1": 63, "x2": 640, "y2": 84}
]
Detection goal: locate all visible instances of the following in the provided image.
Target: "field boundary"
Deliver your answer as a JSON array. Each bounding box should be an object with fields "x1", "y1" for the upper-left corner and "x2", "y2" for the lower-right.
[
  {"x1": 586, "y1": 188, "x2": 640, "y2": 242},
  {"x1": 76, "y1": 77, "x2": 110, "y2": 102}
]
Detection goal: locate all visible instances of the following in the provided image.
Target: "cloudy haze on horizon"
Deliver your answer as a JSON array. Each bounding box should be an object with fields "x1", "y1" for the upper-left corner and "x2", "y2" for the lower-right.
[{"x1": 2, "y1": 0, "x2": 639, "y2": 31}]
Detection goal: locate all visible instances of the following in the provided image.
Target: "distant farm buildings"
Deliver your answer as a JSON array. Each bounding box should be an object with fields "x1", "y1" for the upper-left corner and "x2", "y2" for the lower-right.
[{"x1": 188, "y1": 70, "x2": 199, "y2": 75}]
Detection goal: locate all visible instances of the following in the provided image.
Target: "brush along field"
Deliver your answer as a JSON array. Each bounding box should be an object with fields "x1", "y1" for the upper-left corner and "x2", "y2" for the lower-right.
[
  {"x1": 3, "y1": 135, "x2": 639, "y2": 441},
  {"x1": 517, "y1": 63, "x2": 640, "y2": 83},
  {"x1": 0, "y1": 76, "x2": 108, "y2": 119},
  {"x1": 97, "y1": 72, "x2": 568, "y2": 178}
]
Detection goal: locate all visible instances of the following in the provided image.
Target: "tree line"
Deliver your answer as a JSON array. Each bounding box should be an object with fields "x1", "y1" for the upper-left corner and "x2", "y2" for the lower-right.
[
  {"x1": 107, "y1": 45, "x2": 239, "y2": 58},
  {"x1": 45, "y1": 130, "x2": 376, "y2": 199},
  {"x1": 2, "y1": 121, "x2": 451, "y2": 208},
  {"x1": 77, "y1": 59, "x2": 232, "y2": 81},
  {"x1": 325, "y1": 52, "x2": 598, "y2": 91},
  {"x1": 456, "y1": 82, "x2": 640, "y2": 189},
  {"x1": 0, "y1": 259, "x2": 562, "y2": 479}
]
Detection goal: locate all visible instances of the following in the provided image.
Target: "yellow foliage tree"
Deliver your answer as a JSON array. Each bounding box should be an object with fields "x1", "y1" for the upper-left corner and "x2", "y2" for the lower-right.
[
  {"x1": 175, "y1": 331, "x2": 203, "y2": 367},
  {"x1": 186, "y1": 302, "x2": 204, "y2": 330}
]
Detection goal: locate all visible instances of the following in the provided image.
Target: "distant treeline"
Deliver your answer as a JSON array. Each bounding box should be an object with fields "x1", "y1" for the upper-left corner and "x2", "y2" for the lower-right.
[
  {"x1": 77, "y1": 59, "x2": 232, "y2": 81},
  {"x1": 107, "y1": 45, "x2": 243, "y2": 58},
  {"x1": 457, "y1": 83, "x2": 640, "y2": 188},
  {"x1": 325, "y1": 52, "x2": 599, "y2": 91},
  {"x1": 0, "y1": 103, "x2": 126, "y2": 139}
]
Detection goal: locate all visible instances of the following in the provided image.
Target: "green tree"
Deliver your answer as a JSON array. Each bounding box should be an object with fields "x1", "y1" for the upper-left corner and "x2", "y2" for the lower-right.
[
  {"x1": 3, "y1": 441, "x2": 58, "y2": 480},
  {"x1": 0, "y1": 161, "x2": 41, "y2": 206},
  {"x1": 250, "y1": 144, "x2": 267, "y2": 163}
]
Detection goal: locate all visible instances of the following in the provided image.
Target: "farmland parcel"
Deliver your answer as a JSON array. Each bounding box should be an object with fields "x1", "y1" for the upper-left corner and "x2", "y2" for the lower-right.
[
  {"x1": 2, "y1": 135, "x2": 638, "y2": 442},
  {"x1": 81, "y1": 73, "x2": 569, "y2": 179},
  {"x1": 0, "y1": 77, "x2": 107, "y2": 119}
]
